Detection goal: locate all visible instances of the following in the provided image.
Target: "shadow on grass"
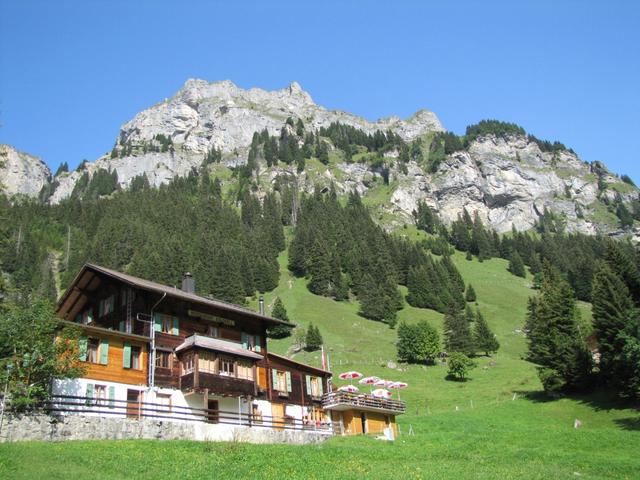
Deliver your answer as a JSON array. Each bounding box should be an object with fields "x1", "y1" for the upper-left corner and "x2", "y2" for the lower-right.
[
  {"x1": 614, "y1": 417, "x2": 640, "y2": 431},
  {"x1": 514, "y1": 388, "x2": 640, "y2": 429}
]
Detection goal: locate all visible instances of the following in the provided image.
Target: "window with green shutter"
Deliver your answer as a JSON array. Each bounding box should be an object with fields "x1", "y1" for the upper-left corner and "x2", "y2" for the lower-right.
[
  {"x1": 241, "y1": 332, "x2": 249, "y2": 349},
  {"x1": 108, "y1": 386, "x2": 115, "y2": 409},
  {"x1": 285, "y1": 371, "x2": 292, "y2": 392},
  {"x1": 153, "y1": 313, "x2": 162, "y2": 332},
  {"x1": 271, "y1": 369, "x2": 278, "y2": 389},
  {"x1": 171, "y1": 316, "x2": 179, "y2": 335},
  {"x1": 123, "y1": 343, "x2": 131, "y2": 369},
  {"x1": 305, "y1": 375, "x2": 312, "y2": 395},
  {"x1": 85, "y1": 383, "x2": 94, "y2": 405},
  {"x1": 254, "y1": 335, "x2": 262, "y2": 352},
  {"x1": 99, "y1": 340, "x2": 109, "y2": 365}
]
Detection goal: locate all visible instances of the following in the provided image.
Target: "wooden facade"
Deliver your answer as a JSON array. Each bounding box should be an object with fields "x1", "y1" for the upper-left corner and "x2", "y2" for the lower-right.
[{"x1": 55, "y1": 264, "x2": 334, "y2": 426}]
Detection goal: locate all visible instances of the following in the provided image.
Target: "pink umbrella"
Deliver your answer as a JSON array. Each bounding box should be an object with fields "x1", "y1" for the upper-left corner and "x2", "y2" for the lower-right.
[
  {"x1": 339, "y1": 371, "x2": 363, "y2": 386},
  {"x1": 371, "y1": 388, "x2": 392, "y2": 399},
  {"x1": 374, "y1": 379, "x2": 392, "y2": 387},
  {"x1": 338, "y1": 384, "x2": 359, "y2": 393},
  {"x1": 388, "y1": 381, "x2": 408, "y2": 400},
  {"x1": 358, "y1": 376, "x2": 380, "y2": 385}
]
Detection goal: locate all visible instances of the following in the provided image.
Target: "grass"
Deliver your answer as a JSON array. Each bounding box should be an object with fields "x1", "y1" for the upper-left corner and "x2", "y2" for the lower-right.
[{"x1": 2, "y1": 247, "x2": 639, "y2": 479}]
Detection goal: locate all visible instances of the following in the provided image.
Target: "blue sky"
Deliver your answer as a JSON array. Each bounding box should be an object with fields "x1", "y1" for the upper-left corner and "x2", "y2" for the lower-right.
[{"x1": 1, "y1": 1, "x2": 639, "y2": 181}]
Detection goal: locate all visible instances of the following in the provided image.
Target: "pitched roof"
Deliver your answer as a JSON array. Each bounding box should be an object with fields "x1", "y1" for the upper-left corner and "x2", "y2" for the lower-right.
[
  {"x1": 175, "y1": 334, "x2": 263, "y2": 360},
  {"x1": 56, "y1": 263, "x2": 294, "y2": 327},
  {"x1": 267, "y1": 352, "x2": 332, "y2": 376}
]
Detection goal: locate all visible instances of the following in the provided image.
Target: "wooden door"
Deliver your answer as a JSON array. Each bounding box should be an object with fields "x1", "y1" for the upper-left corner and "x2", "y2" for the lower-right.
[
  {"x1": 207, "y1": 400, "x2": 219, "y2": 423},
  {"x1": 271, "y1": 403, "x2": 285, "y2": 430},
  {"x1": 126, "y1": 389, "x2": 141, "y2": 418}
]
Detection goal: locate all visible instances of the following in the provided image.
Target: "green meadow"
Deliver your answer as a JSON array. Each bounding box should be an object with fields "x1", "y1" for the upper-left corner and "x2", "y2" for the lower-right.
[{"x1": 1, "y1": 249, "x2": 638, "y2": 479}]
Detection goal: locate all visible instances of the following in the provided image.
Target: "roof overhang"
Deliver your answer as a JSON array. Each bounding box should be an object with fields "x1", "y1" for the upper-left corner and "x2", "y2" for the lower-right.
[{"x1": 176, "y1": 334, "x2": 263, "y2": 360}]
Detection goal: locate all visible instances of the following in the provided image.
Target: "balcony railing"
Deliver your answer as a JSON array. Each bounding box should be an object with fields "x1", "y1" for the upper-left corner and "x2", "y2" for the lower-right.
[{"x1": 322, "y1": 391, "x2": 406, "y2": 414}]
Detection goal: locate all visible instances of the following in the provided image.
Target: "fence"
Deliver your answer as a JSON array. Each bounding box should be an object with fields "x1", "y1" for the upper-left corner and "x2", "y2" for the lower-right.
[{"x1": 1, "y1": 395, "x2": 341, "y2": 436}]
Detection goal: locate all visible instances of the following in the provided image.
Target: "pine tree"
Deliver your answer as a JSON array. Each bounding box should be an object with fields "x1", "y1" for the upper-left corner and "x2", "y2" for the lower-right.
[
  {"x1": 465, "y1": 284, "x2": 477, "y2": 302},
  {"x1": 267, "y1": 297, "x2": 293, "y2": 339},
  {"x1": 473, "y1": 310, "x2": 499, "y2": 356},
  {"x1": 304, "y1": 324, "x2": 323, "y2": 351},
  {"x1": 508, "y1": 250, "x2": 526, "y2": 278},
  {"x1": 526, "y1": 263, "x2": 593, "y2": 393},
  {"x1": 443, "y1": 304, "x2": 474, "y2": 355}
]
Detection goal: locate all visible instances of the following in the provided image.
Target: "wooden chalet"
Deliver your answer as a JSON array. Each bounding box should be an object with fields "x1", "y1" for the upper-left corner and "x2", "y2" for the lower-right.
[{"x1": 53, "y1": 264, "x2": 331, "y2": 427}]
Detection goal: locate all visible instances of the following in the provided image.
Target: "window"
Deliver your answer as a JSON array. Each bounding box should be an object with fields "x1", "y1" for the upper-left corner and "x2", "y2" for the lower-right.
[
  {"x1": 275, "y1": 370, "x2": 288, "y2": 393},
  {"x1": 241, "y1": 333, "x2": 262, "y2": 352},
  {"x1": 198, "y1": 351, "x2": 217, "y2": 374},
  {"x1": 130, "y1": 346, "x2": 141, "y2": 370},
  {"x1": 237, "y1": 361, "x2": 254, "y2": 380},
  {"x1": 306, "y1": 376, "x2": 324, "y2": 398},
  {"x1": 87, "y1": 338, "x2": 100, "y2": 363},
  {"x1": 251, "y1": 403, "x2": 263, "y2": 424},
  {"x1": 154, "y1": 314, "x2": 179, "y2": 335},
  {"x1": 99, "y1": 295, "x2": 115, "y2": 317},
  {"x1": 207, "y1": 325, "x2": 219, "y2": 338},
  {"x1": 94, "y1": 384, "x2": 107, "y2": 406},
  {"x1": 182, "y1": 353, "x2": 194, "y2": 374},
  {"x1": 155, "y1": 351, "x2": 172, "y2": 369},
  {"x1": 220, "y1": 357, "x2": 234, "y2": 376}
]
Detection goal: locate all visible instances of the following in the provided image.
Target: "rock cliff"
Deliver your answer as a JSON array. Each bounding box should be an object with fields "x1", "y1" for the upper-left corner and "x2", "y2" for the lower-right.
[{"x1": 0, "y1": 144, "x2": 51, "y2": 198}]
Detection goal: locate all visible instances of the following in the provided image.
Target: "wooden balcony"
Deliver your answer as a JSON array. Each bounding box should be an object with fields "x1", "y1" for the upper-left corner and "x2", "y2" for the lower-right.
[
  {"x1": 181, "y1": 371, "x2": 256, "y2": 397},
  {"x1": 322, "y1": 391, "x2": 406, "y2": 415}
]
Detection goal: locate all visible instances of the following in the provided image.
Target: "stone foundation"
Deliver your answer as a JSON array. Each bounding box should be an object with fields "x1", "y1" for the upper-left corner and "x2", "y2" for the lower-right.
[{"x1": 0, "y1": 414, "x2": 331, "y2": 445}]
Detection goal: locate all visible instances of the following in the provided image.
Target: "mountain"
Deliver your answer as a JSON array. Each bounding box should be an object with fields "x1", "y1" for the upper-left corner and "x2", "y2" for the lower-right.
[
  {"x1": 3, "y1": 79, "x2": 639, "y2": 235},
  {"x1": 0, "y1": 144, "x2": 51, "y2": 198}
]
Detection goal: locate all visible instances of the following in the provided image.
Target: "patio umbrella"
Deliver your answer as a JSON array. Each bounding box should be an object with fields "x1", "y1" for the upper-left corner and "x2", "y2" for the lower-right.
[
  {"x1": 338, "y1": 371, "x2": 363, "y2": 384},
  {"x1": 358, "y1": 376, "x2": 380, "y2": 392},
  {"x1": 371, "y1": 388, "x2": 392, "y2": 399},
  {"x1": 337, "y1": 384, "x2": 359, "y2": 393},
  {"x1": 388, "y1": 381, "x2": 408, "y2": 400},
  {"x1": 374, "y1": 379, "x2": 392, "y2": 387}
]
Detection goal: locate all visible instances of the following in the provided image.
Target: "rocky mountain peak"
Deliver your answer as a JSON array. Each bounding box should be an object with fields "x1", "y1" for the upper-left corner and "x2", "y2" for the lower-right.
[{"x1": 0, "y1": 144, "x2": 51, "y2": 198}]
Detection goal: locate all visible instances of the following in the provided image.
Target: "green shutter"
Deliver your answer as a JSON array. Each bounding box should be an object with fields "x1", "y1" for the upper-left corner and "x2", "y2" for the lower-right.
[
  {"x1": 271, "y1": 369, "x2": 278, "y2": 389},
  {"x1": 108, "y1": 386, "x2": 115, "y2": 409},
  {"x1": 241, "y1": 332, "x2": 248, "y2": 349},
  {"x1": 85, "y1": 383, "x2": 94, "y2": 405},
  {"x1": 318, "y1": 378, "x2": 324, "y2": 396},
  {"x1": 98, "y1": 300, "x2": 104, "y2": 317},
  {"x1": 285, "y1": 371, "x2": 292, "y2": 392},
  {"x1": 87, "y1": 310, "x2": 93, "y2": 324},
  {"x1": 79, "y1": 337, "x2": 88, "y2": 361},
  {"x1": 305, "y1": 375, "x2": 311, "y2": 395},
  {"x1": 99, "y1": 339, "x2": 109, "y2": 365},
  {"x1": 119, "y1": 321, "x2": 125, "y2": 332},
  {"x1": 171, "y1": 316, "x2": 179, "y2": 336},
  {"x1": 123, "y1": 343, "x2": 131, "y2": 368},
  {"x1": 153, "y1": 313, "x2": 162, "y2": 332},
  {"x1": 254, "y1": 335, "x2": 262, "y2": 352}
]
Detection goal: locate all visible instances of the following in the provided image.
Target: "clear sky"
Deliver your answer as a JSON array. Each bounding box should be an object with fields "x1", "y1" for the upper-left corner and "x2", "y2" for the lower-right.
[{"x1": 1, "y1": 0, "x2": 639, "y2": 181}]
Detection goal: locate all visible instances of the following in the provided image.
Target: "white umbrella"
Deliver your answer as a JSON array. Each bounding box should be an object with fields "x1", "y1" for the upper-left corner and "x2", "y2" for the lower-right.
[
  {"x1": 338, "y1": 384, "x2": 359, "y2": 393},
  {"x1": 358, "y1": 376, "x2": 380, "y2": 385},
  {"x1": 371, "y1": 388, "x2": 392, "y2": 399},
  {"x1": 388, "y1": 381, "x2": 408, "y2": 400},
  {"x1": 339, "y1": 371, "x2": 363, "y2": 385}
]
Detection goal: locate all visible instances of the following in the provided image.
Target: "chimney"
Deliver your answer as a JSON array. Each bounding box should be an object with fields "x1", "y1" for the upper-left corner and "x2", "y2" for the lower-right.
[
  {"x1": 182, "y1": 272, "x2": 195, "y2": 294},
  {"x1": 258, "y1": 296, "x2": 265, "y2": 315}
]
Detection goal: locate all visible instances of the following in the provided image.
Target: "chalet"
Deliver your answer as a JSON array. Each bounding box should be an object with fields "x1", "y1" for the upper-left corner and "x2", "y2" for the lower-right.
[
  {"x1": 52, "y1": 264, "x2": 331, "y2": 427},
  {"x1": 51, "y1": 263, "x2": 405, "y2": 438}
]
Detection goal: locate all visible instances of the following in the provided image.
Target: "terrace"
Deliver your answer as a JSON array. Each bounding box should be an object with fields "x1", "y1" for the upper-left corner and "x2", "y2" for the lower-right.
[{"x1": 321, "y1": 390, "x2": 406, "y2": 414}]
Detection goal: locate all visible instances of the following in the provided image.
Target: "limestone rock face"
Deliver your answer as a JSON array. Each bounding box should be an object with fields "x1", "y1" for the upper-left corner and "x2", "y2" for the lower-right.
[
  {"x1": 0, "y1": 144, "x2": 51, "y2": 197},
  {"x1": 4, "y1": 79, "x2": 637, "y2": 236},
  {"x1": 47, "y1": 79, "x2": 443, "y2": 202}
]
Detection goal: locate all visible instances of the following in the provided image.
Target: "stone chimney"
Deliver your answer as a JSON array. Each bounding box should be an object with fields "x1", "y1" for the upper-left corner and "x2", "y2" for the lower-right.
[{"x1": 182, "y1": 272, "x2": 195, "y2": 294}]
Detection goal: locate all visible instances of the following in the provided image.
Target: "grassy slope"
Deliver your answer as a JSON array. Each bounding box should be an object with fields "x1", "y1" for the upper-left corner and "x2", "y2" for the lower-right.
[{"x1": 1, "y1": 247, "x2": 639, "y2": 479}]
